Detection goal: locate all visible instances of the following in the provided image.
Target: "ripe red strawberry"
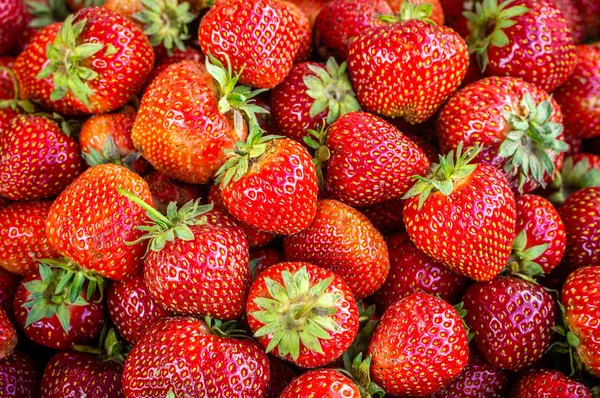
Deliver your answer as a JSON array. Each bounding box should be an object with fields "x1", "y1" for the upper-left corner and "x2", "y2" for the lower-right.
[
  {"x1": 462, "y1": 276, "x2": 556, "y2": 371},
  {"x1": 284, "y1": 0, "x2": 329, "y2": 26},
  {"x1": 123, "y1": 316, "x2": 270, "y2": 397},
  {"x1": 279, "y1": 365, "x2": 377, "y2": 398},
  {"x1": 465, "y1": 0, "x2": 576, "y2": 92},
  {"x1": 403, "y1": 145, "x2": 517, "y2": 281},
  {"x1": 0, "y1": 0, "x2": 28, "y2": 55},
  {"x1": 107, "y1": 274, "x2": 173, "y2": 346},
  {"x1": 551, "y1": 0, "x2": 586, "y2": 42},
  {"x1": 347, "y1": 2, "x2": 468, "y2": 124},
  {"x1": 0, "y1": 56, "x2": 15, "y2": 98},
  {"x1": 0, "y1": 114, "x2": 83, "y2": 201},
  {"x1": 0, "y1": 351, "x2": 42, "y2": 398},
  {"x1": 387, "y1": 0, "x2": 445, "y2": 24},
  {"x1": 283, "y1": 199, "x2": 389, "y2": 299},
  {"x1": 144, "y1": 168, "x2": 208, "y2": 214},
  {"x1": 0, "y1": 268, "x2": 20, "y2": 314},
  {"x1": 509, "y1": 369, "x2": 592, "y2": 397},
  {"x1": 558, "y1": 186, "x2": 600, "y2": 268},
  {"x1": 436, "y1": 76, "x2": 567, "y2": 194},
  {"x1": 307, "y1": 111, "x2": 430, "y2": 207},
  {"x1": 46, "y1": 163, "x2": 153, "y2": 281},
  {"x1": 102, "y1": 0, "x2": 145, "y2": 19},
  {"x1": 282, "y1": 1, "x2": 312, "y2": 62},
  {"x1": 198, "y1": 0, "x2": 301, "y2": 89},
  {"x1": 0, "y1": 308, "x2": 16, "y2": 360},
  {"x1": 372, "y1": 233, "x2": 469, "y2": 312},
  {"x1": 0, "y1": 200, "x2": 61, "y2": 276},
  {"x1": 561, "y1": 266, "x2": 600, "y2": 376},
  {"x1": 553, "y1": 45, "x2": 600, "y2": 140},
  {"x1": 247, "y1": 262, "x2": 359, "y2": 368},
  {"x1": 368, "y1": 292, "x2": 469, "y2": 396},
  {"x1": 141, "y1": 45, "x2": 205, "y2": 93}
]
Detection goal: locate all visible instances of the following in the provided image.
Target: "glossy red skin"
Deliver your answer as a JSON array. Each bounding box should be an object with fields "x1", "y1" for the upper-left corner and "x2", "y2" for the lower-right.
[
  {"x1": 279, "y1": 368, "x2": 360, "y2": 398},
  {"x1": 0, "y1": 0, "x2": 28, "y2": 55},
  {"x1": 265, "y1": 356, "x2": 297, "y2": 398},
  {"x1": 250, "y1": 247, "x2": 285, "y2": 279},
  {"x1": 432, "y1": 349, "x2": 508, "y2": 398},
  {"x1": 46, "y1": 164, "x2": 153, "y2": 280},
  {"x1": 123, "y1": 316, "x2": 270, "y2": 397},
  {"x1": 142, "y1": 45, "x2": 205, "y2": 94},
  {"x1": 514, "y1": 194, "x2": 566, "y2": 273},
  {"x1": 368, "y1": 292, "x2": 469, "y2": 397},
  {"x1": 462, "y1": 276, "x2": 556, "y2": 371},
  {"x1": 0, "y1": 268, "x2": 20, "y2": 314},
  {"x1": 283, "y1": 199, "x2": 389, "y2": 299},
  {"x1": 79, "y1": 105, "x2": 137, "y2": 159},
  {"x1": 0, "y1": 351, "x2": 42, "y2": 398},
  {"x1": 372, "y1": 233, "x2": 469, "y2": 312},
  {"x1": 481, "y1": 0, "x2": 576, "y2": 93},
  {"x1": 436, "y1": 76, "x2": 565, "y2": 194},
  {"x1": 509, "y1": 369, "x2": 592, "y2": 397},
  {"x1": 0, "y1": 201, "x2": 61, "y2": 276},
  {"x1": 558, "y1": 187, "x2": 600, "y2": 268},
  {"x1": 551, "y1": 0, "x2": 586, "y2": 42},
  {"x1": 387, "y1": 0, "x2": 445, "y2": 24},
  {"x1": 314, "y1": 0, "x2": 391, "y2": 60},
  {"x1": 220, "y1": 138, "x2": 318, "y2": 235},
  {"x1": 0, "y1": 308, "x2": 16, "y2": 360},
  {"x1": 0, "y1": 56, "x2": 15, "y2": 99},
  {"x1": 198, "y1": 0, "x2": 300, "y2": 89},
  {"x1": 347, "y1": 19, "x2": 468, "y2": 124},
  {"x1": 325, "y1": 111, "x2": 430, "y2": 206},
  {"x1": 144, "y1": 210, "x2": 251, "y2": 320},
  {"x1": 282, "y1": 1, "x2": 312, "y2": 62},
  {"x1": 553, "y1": 45, "x2": 600, "y2": 139},
  {"x1": 0, "y1": 108, "x2": 21, "y2": 132},
  {"x1": 0, "y1": 114, "x2": 83, "y2": 201},
  {"x1": 144, "y1": 168, "x2": 207, "y2": 210},
  {"x1": 575, "y1": 0, "x2": 600, "y2": 37},
  {"x1": 561, "y1": 266, "x2": 600, "y2": 376},
  {"x1": 107, "y1": 274, "x2": 172, "y2": 346},
  {"x1": 41, "y1": 350, "x2": 123, "y2": 398},
  {"x1": 247, "y1": 262, "x2": 359, "y2": 368},
  {"x1": 132, "y1": 60, "x2": 247, "y2": 184},
  {"x1": 286, "y1": 0, "x2": 329, "y2": 26},
  {"x1": 403, "y1": 164, "x2": 517, "y2": 281},
  {"x1": 13, "y1": 274, "x2": 105, "y2": 350},
  {"x1": 358, "y1": 197, "x2": 406, "y2": 234}
]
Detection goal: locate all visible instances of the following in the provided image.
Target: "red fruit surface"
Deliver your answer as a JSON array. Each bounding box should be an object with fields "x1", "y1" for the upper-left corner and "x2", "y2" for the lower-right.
[
  {"x1": 264, "y1": 356, "x2": 297, "y2": 398},
  {"x1": 551, "y1": 0, "x2": 586, "y2": 42},
  {"x1": 0, "y1": 308, "x2": 16, "y2": 360},
  {"x1": 145, "y1": 169, "x2": 208, "y2": 215},
  {"x1": 282, "y1": 1, "x2": 312, "y2": 62},
  {"x1": 141, "y1": 45, "x2": 205, "y2": 93},
  {"x1": 509, "y1": 369, "x2": 592, "y2": 397},
  {"x1": 358, "y1": 197, "x2": 406, "y2": 234},
  {"x1": 279, "y1": 368, "x2": 360, "y2": 397},
  {"x1": 0, "y1": 56, "x2": 15, "y2": 99},
  {"x1": 250, "y1": 247, "x2": 285, "y2": 279},
  {"x1": 0, "y1": 351, "x2": 42, "y2": 398},
  {"x1": 0, "y1": 0, "x2": 28, "y2": 55},
  {"x1": 0, "y1": 268, "x2": 20, "y2": 314}
]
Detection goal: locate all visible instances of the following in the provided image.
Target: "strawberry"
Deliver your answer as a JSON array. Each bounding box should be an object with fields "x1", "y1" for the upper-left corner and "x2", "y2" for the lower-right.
[
  {"x1": 281, "y1": 1, "x2": 312, "y2": 62},
  {"x1": 270, "y1": 59, "x2": 360, "y2": 144},
  {"x1": 387, "y1": 0, "x2": 445, "y2": 24},
  {"x1": 465, "y1": 0, "x2": 576, "y2": 93},
  {"x1": 368, "y1": 292, "x2": 469, "y2": 397},
  {"x1": 198, "y1": 0, "x2": 301, "y2": 89},
  {"x1": 436, "y1": 76, "x2": 567, "y2": 194},
  {"x1": 462, "y1": 276, "x2": 556, "y2": 371},
  {"x1": 0, "y1": 308, "x2": 16, "y2": 360},
  {"x1": 0, "y1": 0, "x2": 28, "y2": 55},
  {"x1": 403, "y1": 145, "x2": 517, "y2": 281},
  {"x1": 246, "y1": 262, "x2": 359, "y2": 368},
  {"x1": 371, "y1": 233, "x2": 469, "y2": 312},
  {"x1": 551, "y1": 0, "x2": 586, "y2": 42},
  {"x1": 0, "y1": 351, "x2": 42, "y2": 398},
  {"x1": 547, "y1": 153, "x2": 600, "y2": 206},
  {"x1": 553, "y1": 45, "x2": 600, "y2": 140},
  {"x1": 306, "y1": 111, "x2": 430, "y2": 207},
  {"x1": 509, "y1": 369, "x2": 592, "y2": 397},
  {"x1": 284, "y1": 0, "x2": 328, "y2": 26},
  {"x1": 122, "y1": 316, "x2": 270, "y2": 397},
  {"x1": 347, "y1": 1, "x2": 468, "y2": 124},
  {"x1": 102, "y1": 0, "x2": 145, "y2": 18},
  {"x1": 107, "y1": 274, "x2": 172, "y2": 346},
  {"x1": 283, "y1": 199, "x2": 389, "y2": 299},
  {"x1": 144, "y1": 169, "x2": 208, "y2": 214},
  {"x1": 0, "y1": 114, "x2": 83, "y2": 201},
  {"x1": 0, "y1": 56, "x2": 15, "y2": 98},
  {"x1": 558, "y1": 187, "x2": 600, "y2": 268},
  {"x1": 141, "y1": 45, "x2": 204, "y2": 93},
  {"x1": 0, "y1": 268, "x2": 20, "y2": 314},
  {"x1": 0, "y1": 200, "x2": 61, "y2": 276},
  {"x1": 358, "y1": 197, "x2": 406, "y2": 235}
]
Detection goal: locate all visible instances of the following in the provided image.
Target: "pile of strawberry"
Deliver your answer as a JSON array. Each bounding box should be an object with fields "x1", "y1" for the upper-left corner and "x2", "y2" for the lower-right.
[{"x1": 1, "y1": 0, "x2": 600, "y2": 396}]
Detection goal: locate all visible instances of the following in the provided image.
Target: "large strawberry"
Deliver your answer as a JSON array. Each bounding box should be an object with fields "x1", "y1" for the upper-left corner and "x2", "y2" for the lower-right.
[
  {"x1": 368, "y1": 292, "x2": 469, "y2": 397},
  {"x1": 464, "y1": 0, "x2": 576, "y2": 92},
  {"x1": 509, "y1": 369, "x2": 592, "y2": 397},
  {"x1": 198, "y1": 0, "x2": 301, "y2": 89},
  {"x1": 122, "y1": 316, "x2": 270, "y2": 397},
  {"x1": 246, "y1": 262, "x2": 359, "y2": 368},
  {"x1": 347, "y1": 1, "x2": 468, "y2": 123},
  {"x1": 403, "y1": 145, "x2": 517, "y2": 281},
  {"x1": 283, "y1": 199, "x2": 389, "y2": 299},
  {"x1": 0, "y1": 351, "x2": 42, "y2": 398}
]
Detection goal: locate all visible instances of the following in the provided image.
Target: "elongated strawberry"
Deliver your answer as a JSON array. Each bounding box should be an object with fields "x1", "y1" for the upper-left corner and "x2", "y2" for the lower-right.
[
  {"x1": 283, "y1": 199, "x2": 389, "y2": 299},
  {"x1": 0, "y1": 351, "x2": 42, "y2": 398},
  {"x1": 547, "y1": 153, "x2": 600, "y2": 205},
  {"x1": 465, "y1": 0, "x2": 576, "y2": 92},
  {"x1": 509, "y1": 369, "x2": 592, "y2": 397},
  {"x1": 247, "y1": 262, "x2": 359, "y2": 368},
  {"x1": 403, "y1": 145, "x2": 517, "y2": 281},
  {"x1": 0, "y1": 308, "x2": 16, "y2": 360},
  {"x1": 368, "y1": 292, "x2": 469, "y2": 396},
  {"x1": 347, "y1": 1, "x2": 468, "y2": 123}
]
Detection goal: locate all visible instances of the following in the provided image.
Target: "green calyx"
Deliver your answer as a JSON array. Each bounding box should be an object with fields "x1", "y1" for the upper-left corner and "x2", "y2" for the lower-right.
[
  {"x1": 464, "y1": 0, "x2": 530, "y2": 71},
  {"x1": 118, "y1": 188, "x2": 213, "y2": 252},
  {"x1": 342, "y1": 302, "x2": 378, "y2": 361},
  {"x1": 26, "y1": 0, "x2": 70, "y2": 29},
  {"x1": 548, "y1": 156, "x2": 600, "y2": 206},
  {"x1": 303, "y1": 58, "x2": 360, "y2": 124},
  {"x1": 22, "y1": 259, "x2": 106, "y2": 334},
  {"x1": 203, "y1": 316, "x2": 250, "y2": 340},
  {"x1": 337, "y1": 353, "x2": 384, "y2": 398},
  {"x1": 73, "y1": 327, "x2": 128, "y2": 364},
  {"x1": 505, "y1": 229, "x2": 547, "y2": 279},
  {"x1": 379, "y1": 0, "x2": 435, "y2": 24},
  {"x1": 303, "y1": 122, "x2": 330, "y2": 190},
  {"x1": 402, "y1": 143, "x2": 480, "y2": 210},
  {"x1": 36, "y1": 14, "x2": 108, "y2": 108},
  {"x1": 498, "y1": 92, "x2": 568, "y2": 193},
  {"x1": 82, "y1": 136, "x2": 141, "y2": 169},
  {"x1": 549, "y1": 301, "x2": 583, "y2": 377},
  {"x1": 454, "y1": 302, "x2": 475, "y2": 343},
  {"x1": 250, "y1": 266, "x2": 342, "y2": 361},
  {"x1": 133, "y1": 0, "x2": 196, "y2": 53}
]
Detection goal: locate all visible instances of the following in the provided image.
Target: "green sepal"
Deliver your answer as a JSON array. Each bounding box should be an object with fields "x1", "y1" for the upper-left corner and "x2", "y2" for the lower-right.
[
  {"x1": 380, "y1": 0, "x2": 435, "y2": 25},
  {"x1": 303, "y1": 122, "x2": 330, "y2": 190},
  {"x1": 203, "y1": 316, "x2": 251, "y2": 340},
  {"x1": 548, "y1": 156, "x2": 600, "y2": 206},
  {"x1": 338, "y1": 353, "x2": 385, "y2": 398},
  {"x1": 26, "y1": 0, "x2": 69, "y2": 29}
]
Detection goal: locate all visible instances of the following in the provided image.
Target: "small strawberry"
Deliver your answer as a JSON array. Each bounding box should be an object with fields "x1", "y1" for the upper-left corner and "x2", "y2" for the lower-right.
[
  {"x1": 122, "y1": 316, "x2": 270, "y2": 397},
  {"x1": 0, "y1": 0, "x2": 28, "y2": 55},
  {"x1": 464, "y1": 0, "x2": 576, "y2": 92},
  {"x1": 246, "y1": 262, "x2": 359, "y2": 368},
  {"x1": 0, "y1": 308, "x2": 17, "y2": 360},
  {"x1": 0, "y1": 351, "x2": 42, "y2": 398},
  {"x1": 283, "y1": 199, "x2": 389, "y2": 299},
  {"x1": 547, "y1": 153, "x2": 600, "y2": 205},
  {"x1": 509, "y1": 369, "x2": 592, "y2": 397},
  {"x1": 368, "y1": 292, "x2": 469, "y2": 397},
  {"x1": 403, "y1": 145, "x2": 517, "y2": 281},
  {"x1": 462, "y1": 276, "x2": 556, "y2": 371}
]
